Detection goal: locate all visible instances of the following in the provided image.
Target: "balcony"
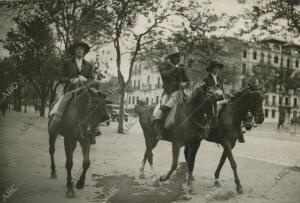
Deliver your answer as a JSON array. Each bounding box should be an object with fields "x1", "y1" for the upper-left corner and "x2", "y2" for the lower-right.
[
  {"x1": 126, "y1": 85, "x2": 136, "y2": 92},
  {"x1": 155, "y1": 84, "x2": 162, "y2": 89},
  {"x1": 142, "y1": 84, "x2": 152, "y2": 91}
]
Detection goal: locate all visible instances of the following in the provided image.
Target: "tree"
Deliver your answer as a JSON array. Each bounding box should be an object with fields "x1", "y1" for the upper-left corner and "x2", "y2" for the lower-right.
[
  {"x1": 97, "y1": 0, "x2": 189, "y2": 133},
  {"x1": 15, "y1": 0, "x2": 111, "y2": 53},
  {"x1": 3, "y1": 15, "x2": 59, "y2": 116},
  {"x1": 242, "y1": 0, "x2": 300, "y2": 36}
]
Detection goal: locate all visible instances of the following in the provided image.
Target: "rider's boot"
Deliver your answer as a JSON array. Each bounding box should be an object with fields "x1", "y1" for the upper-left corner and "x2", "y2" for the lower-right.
[
  {"x1": 153, "y1": 106, "x2": 171, "y2": 140},
  {"x1": 238, "y1": 126, "x2": 245, "y2": 143},
  {"x1": 153, "y1": 119, "x2": 164, "y2": 140}
]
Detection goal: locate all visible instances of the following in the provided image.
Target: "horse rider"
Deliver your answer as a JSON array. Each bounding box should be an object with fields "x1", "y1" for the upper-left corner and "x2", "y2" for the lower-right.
[
  {"x1": 203, "y1": 60, "x2": 245, "y2": 143},
  {"x1": 49, "y1": 41, "x2": 100, "y2": 144},
  {"x1": 153, "y1": 46, "x2": 190, "y2": 139}
]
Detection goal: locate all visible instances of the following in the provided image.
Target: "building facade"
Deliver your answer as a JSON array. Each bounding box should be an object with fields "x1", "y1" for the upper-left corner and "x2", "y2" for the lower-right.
[
  {"x1": 241, "y1": 38, "x2": 300, "y2": 123},
  {"x1": 125, "y1": 38, "x2": 300, "y2": 123}
]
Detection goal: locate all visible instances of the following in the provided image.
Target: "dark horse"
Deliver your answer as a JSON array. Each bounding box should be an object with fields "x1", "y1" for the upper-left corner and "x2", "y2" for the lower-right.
[
  {"x1": 138, "y1": 88, "x2": 214, "y2": 186},
  {"x1": 184, "y1": 86, "x2": 265, "y2": 194},
  {"x1": 48, "y1": 86, "x2": 108, "y2": 198}
]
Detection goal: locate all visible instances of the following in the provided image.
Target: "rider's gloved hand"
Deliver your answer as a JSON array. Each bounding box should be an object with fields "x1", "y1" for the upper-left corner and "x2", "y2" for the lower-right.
[
  {"x1": 70, "y1": 77, "x2": 79, "y2": 84},
  {"x1": 215, "y1": 89, "x2": 223, "y2": 96},
  {"x1": 78, "y1": 75, "x2": 87, "y2": 82},
  {"x1": 180, "y1": 82, "x2": 187, "y2": 89}
]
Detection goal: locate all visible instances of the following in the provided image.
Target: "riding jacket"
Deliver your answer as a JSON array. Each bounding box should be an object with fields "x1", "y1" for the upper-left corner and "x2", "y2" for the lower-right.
[
  {"x1": 158, "y1": 61, "x2": 189, "y2": 94},
  {"x1": 60, "y1": 58, "x2": 94, "y2": 93}
]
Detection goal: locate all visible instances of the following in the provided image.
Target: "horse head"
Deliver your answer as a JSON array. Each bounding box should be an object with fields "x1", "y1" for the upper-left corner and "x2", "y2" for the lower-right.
[
  {"x1": 85, "y1": 86, "x2": 109, "y2": 127},
  {"x1": 244, "y1": 85, "x2": 265, "y2": 125}
]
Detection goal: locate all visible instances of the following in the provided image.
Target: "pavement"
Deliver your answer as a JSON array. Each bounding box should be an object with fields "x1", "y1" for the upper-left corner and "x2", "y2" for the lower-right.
[{"x1": 0, "y1": 111, "x2": 300, "y2": 203}]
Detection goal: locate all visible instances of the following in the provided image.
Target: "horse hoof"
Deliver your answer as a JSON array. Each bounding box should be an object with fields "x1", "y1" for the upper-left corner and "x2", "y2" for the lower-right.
[
  {"x1": 152, "y1": 180, "x2": 160, "y2": 187},
  {"x1": 76, "y1": 180, "x2": 84, "y2": 190},
  {"x1": 237, "y1": 187, "x2": 244, "y2": 194},
  {"x1": 190, "y1": 176, "x2": 195, "y2": 181},
  {"x1": 159, "y1": 175, "x2": 168, "y2": 182},
  {"x1": 139, "y1": 174, "x2": 146, "y2": 179},
  {"x1": 214, "y1": 181, "x2": 221, "y2": 188},
  {"x1": 187, "y1": 184, "x2": 194, "y2": 194},
  {"x1": 66, "y1": 191, "x2": 76, "y2": 198},
  {"x1": 50, "y1": 172, "x2": 57, "y2": 179}
]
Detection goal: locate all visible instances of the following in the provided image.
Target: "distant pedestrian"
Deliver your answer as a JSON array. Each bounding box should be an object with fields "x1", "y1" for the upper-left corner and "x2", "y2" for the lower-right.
[{"x1": 277, "y1": 109, "x2": 285, "y2": 130}]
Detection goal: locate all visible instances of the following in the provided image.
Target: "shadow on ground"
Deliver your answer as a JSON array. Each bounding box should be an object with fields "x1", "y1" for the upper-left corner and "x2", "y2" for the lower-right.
[{"x1": 89, "y1": 162, "x2": 192, "y2": 203}]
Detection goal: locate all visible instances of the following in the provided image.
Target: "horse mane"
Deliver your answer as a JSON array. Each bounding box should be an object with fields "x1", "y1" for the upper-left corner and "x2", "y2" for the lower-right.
[{"x1": 230, "y1": 88, "x2": 250, "y2": 102}]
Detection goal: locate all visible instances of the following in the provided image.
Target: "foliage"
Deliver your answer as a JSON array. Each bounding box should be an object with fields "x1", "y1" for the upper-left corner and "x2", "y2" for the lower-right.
[
  {"x1": 3, "y1": 14, "x2": 60, "y2": 116},
  {"x1": 241, "y1": 0, "x2": 300, "y2": 36}
]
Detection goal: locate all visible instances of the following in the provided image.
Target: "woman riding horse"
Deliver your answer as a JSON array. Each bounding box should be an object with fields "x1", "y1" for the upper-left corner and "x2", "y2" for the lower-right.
[{"x1": 184, "y1": 84, "x2": 265, "y2": 194}]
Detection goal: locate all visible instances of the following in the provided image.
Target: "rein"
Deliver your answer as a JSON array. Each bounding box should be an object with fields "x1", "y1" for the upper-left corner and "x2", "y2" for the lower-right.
[
  {"x1": 179, "y1": 89, "x2": 209, "y2": 129},
  {"x1": 72, "y1": 81, "x2": 104, "y2": 139}
]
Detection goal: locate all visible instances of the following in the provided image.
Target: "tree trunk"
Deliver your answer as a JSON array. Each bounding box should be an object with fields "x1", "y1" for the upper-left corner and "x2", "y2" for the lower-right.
[
  {"x1": 16, "y1": 87, "x2": 22, "y2": 112},
  {"x1": 117, "y1": 86, "x2": 125, "y2": 133},
  {"x1": 40, "y1": 96, "x2": 46, "y2": 117}
]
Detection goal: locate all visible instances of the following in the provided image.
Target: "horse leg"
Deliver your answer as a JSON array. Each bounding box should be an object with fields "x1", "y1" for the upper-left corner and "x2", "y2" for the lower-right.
[
  {"x1": 76, "y1": 139, "x2": 91, "y2": 189},
  {"x1": 139, "y1": 150, "x2": 148, "y2": 179},
  {"x1": 64, "y1": 138, "x2": 77, "y2": 198},
  {"x1": 145, "y1": 138, "x2": 159, "y2": 186},
  {"x1": 49, "y1": 133, "x2": 58, "y2": 179},
  {"x1": 186, "y1": 140, "x2": 201, "y2": 183},
  {"x1": 214, "y1": 150, "x2": 227, "y2": 187},
  {"x1": 224, "y1": 141, "x2": 243, "y2": 194},
  {"x1": 160, "y1": 143, "x2": 180, "y2": 182}
]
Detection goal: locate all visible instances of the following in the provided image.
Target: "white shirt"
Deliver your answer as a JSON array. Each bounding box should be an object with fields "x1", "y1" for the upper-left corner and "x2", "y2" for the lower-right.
[
  {"x1": 75, "y1": 58, "x2": 83, "y2": 72},
  {"x1": 211, "y1": 73, "x2": 218, "y2": 85}
]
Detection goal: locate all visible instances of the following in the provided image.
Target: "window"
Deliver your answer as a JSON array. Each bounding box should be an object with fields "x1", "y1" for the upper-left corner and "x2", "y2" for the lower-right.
[
  {"x1": 252, "y1": 65, "x2": 256, "y2": 73},
  {"x1": 138, "y1": 80, "x2": 140, "y2": 89},
  {"x1": 296, "y1": 60, "x2": 299, "y2": 68},
  {"x1": 265, "y1": 109, "x2": 269, "y2": 118},
  {"x1": 137, "y1": 96, "x2": 139, "y2": 103},
  {"x1": 274, "y1": 55, "x2": 279, "y2": 64},
  {"x1": 279, "y1": 96, "x2": 282, "y2": 105},
  {"x1": 268, "y1": 54, "x2": 271, "y2": 64},
  {"x1": 151, "y1": 98, "x2": 153, "y2": 104},
  {"x1": 253, "y1": 51, "x2": 257, "y2": 60},
  {"x1": 285, "y1": 97, "x2": 289, "y2": 105},
  {"x1": 265, "y1": 95, "x2": 269, "y2": 105},
  {"x1": 128, "y1": 96, "x2": 131, "y2": 104},
  {"x1": 242, "y1": 63, "x2": 246, "y2": 74},
  {"x1": 138, "y1": 64, "x2": 142, "y2": 74},
  {"x1": 133, "y1": 80, "x2": 136, "y2": 88},
  {"x1": 294, "y1": 98, "x2": 298, "y2": 107},
  {"x1": 147, "y1": 76, "x2": 150, "y2": 84},
  {"x1": 243, "y1": 50, "x2": 247, "y2": 58},
  {"x1": 146, "y1": 97, "x2": 149, "y2": 105},
  {"x1": 272, "y1": 96, "x2": 276, "y2": 106},
  {"x1": 260, "y1": 53, "x2": 265, "y2": 63},
  {"x1": 132, "y1": 96, "x2": 135, "y2": 104},
  {"x1": 156, "y1": 96, "x2": 159, "y2": 103},
  {"x1": 287, "y1": 58, "x2": 290, "y2": 67},
  {"x1": 157, "y1": 77, "x2": 161, "y2": 88},
  {"x1": 272, "y1": 109, "x2": 276, "y2": 118}
]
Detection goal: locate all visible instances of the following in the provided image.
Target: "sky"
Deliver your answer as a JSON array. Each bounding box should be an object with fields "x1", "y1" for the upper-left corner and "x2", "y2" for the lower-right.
[{"x1": 0, "y1": 0, "x2": 298, "y2": 79}]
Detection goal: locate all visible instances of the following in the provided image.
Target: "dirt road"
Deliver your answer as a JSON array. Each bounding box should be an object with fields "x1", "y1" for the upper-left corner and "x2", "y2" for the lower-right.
[{"x1": 0, "y1": 112, "x2": 300, "y2": 203}]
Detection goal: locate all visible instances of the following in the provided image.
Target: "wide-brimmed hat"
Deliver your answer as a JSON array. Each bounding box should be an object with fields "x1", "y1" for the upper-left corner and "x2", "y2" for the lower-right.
[
  {"x1": 206, "y1": 60, "x2": 224, "y2": 72},
  {"x1": 165, "y1": 46, "x2": 181, "y2": 58},
  {"x1": 69, "y1": 41, "x2": 90, "y2": 56}
]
